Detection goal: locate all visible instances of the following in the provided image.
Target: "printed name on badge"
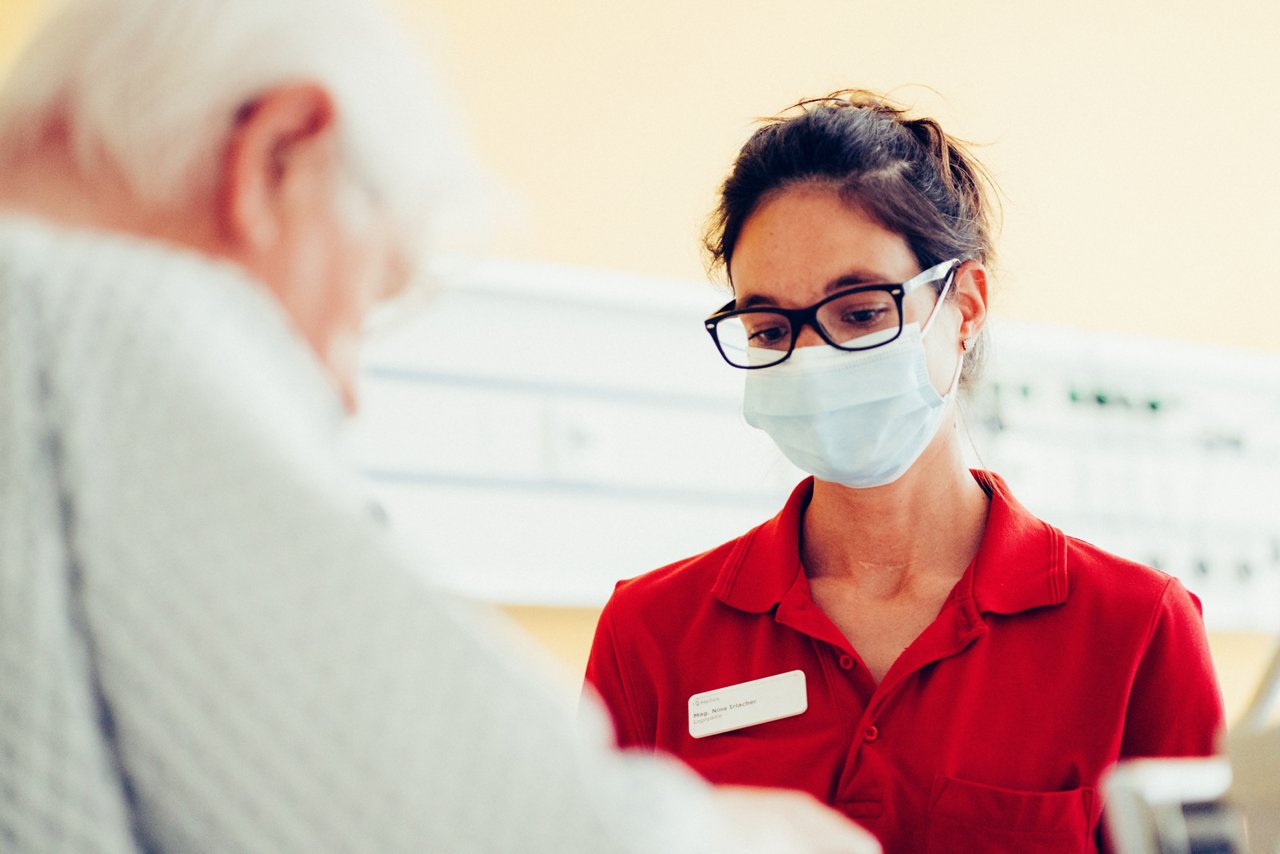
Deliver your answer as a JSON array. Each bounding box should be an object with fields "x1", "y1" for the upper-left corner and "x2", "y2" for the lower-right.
[{"x1": 687, "y1": 670, "x2": 808, "y2": 739}]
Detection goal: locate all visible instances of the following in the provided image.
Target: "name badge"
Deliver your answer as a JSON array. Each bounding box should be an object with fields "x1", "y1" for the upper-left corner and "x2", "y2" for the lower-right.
[{"x1": 688, "y1": 670, "x2": 808, "y2": 739}]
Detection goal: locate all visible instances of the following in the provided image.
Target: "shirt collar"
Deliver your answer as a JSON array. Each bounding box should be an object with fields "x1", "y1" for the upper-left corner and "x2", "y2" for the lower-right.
[
  {"x1": 711, "y1": 478, "x2": 813, "y2": 613},
  {"x1": 964, "y1": 470, "x2": 1068, "y2": 614},
  {"x1": 711, "y1": 470, "x2": 1067, "y2": 616}
]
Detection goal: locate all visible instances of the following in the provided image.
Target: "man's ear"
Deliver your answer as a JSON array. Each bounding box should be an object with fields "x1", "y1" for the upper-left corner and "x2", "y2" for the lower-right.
[
  {"x1": 953, "y1": 260, "x2": 989, "y2": 342},
  {"x1": 216, "y1": 82, "x2": 338, "y2": 252}
]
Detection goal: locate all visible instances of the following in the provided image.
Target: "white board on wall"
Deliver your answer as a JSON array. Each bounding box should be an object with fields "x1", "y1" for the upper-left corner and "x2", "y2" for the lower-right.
[
  {"x1": 352, "y1": 259, "x2": 795, "y2": 606},
  {"x1": 351, "y1": 259, "x2": 1280, "y2": 631}
]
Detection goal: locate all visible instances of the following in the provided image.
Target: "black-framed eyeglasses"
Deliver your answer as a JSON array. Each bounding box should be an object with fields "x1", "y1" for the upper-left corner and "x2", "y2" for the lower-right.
[{"x1": 703, "y1": 258, "x2": 960, "y2": 369}]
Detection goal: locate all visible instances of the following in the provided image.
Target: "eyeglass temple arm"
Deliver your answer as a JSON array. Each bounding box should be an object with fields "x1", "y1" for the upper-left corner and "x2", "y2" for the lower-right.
[{"x1": 902, "y1": 258, "x2": 962, "y2": 296}]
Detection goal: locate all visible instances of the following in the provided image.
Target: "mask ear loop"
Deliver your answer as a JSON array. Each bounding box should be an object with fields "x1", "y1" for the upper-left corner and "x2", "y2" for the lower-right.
[
  {"x1": 954, "y1": 330, "x2": 990, "y2": 475},
  {"x1": 921, "y1": 262, "x2": 964, "y2": 397},
  {"x1": 942, "y1": 346, "x2": 965, "y2": 398},
  {"x1": 927, "y1": 262, "x2": 983, "y2": 468},
  {"x1": 919, "y1": 261, "x2": 959, "y2": 338}
]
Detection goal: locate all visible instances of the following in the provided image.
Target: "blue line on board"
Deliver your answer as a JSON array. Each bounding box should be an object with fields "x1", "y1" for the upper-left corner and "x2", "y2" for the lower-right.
[
  {"x1": 362, "y1": 469, "x2": 784, "y2": 509},
  {"x1": 362, "y1": 366, "x2": 738, "y2": 413}
]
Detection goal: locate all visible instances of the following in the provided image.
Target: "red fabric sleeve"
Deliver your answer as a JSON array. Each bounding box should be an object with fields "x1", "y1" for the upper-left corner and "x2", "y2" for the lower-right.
[
  {"x1": 583, "y1": 590, "x2": 650, "y2": 749},
  {"x1": 1119, "y1": 578, "x2": 1225, "y2": 759}
]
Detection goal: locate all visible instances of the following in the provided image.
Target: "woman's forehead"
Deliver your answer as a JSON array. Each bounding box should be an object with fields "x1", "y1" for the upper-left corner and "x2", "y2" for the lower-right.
[{"x1": 729, "y1": 186, "x2": 919, "y2": 305}]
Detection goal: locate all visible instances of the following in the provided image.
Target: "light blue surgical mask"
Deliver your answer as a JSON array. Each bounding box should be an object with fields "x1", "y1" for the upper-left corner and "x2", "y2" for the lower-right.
[{"x1": 742, "y1": 302, "x2": 962, "y2": 489}]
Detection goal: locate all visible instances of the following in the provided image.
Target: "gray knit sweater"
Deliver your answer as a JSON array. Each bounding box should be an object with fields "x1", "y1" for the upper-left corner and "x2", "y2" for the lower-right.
[{"x1": 0, "y1": 216, "x2": 729, "y2": 853}]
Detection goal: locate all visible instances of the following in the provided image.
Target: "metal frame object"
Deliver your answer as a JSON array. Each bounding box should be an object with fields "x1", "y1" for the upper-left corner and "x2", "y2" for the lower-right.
[{"x1": 1104, "y1": 640, "x2": 1280, "y2": 854}]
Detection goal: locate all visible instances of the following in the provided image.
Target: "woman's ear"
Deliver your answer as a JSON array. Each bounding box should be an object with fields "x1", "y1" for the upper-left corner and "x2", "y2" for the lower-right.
[
  {"x1": 215, "y1": 82, "x2": 338, "y2": 253},
  {"x1": 952, "y1": 260, "x2": 989, "y2": 343}
]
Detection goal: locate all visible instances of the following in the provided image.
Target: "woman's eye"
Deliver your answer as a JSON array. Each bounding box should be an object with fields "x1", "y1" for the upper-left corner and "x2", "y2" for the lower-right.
[
  {"x1": 845, "y1": 308, "x2": 887, "y2": 325},
  {"x1": 821, "y1": 291, "x2": 898, "y2": 333},
  {"x1": 746, "y1": 324, "x2": 790, "y2": 347}
]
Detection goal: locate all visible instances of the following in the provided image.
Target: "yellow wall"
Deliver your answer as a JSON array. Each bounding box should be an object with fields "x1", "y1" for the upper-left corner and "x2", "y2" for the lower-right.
[
  {"x1": 6, "y1": 3, "x2": 1275, "y2": 343},
  {"x1": 3, "y1": 1, "x2": 1276, "y2": 723},
  {"x1": 418, "y1": 0, "x2": 1280, "y2": 353},
  {"x1": 0, "y1": 1, "x2": 42, "y2": 63}
]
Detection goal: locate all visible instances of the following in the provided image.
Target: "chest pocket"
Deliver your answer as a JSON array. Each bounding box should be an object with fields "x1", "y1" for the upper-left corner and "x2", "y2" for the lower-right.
[{"x1": 925, "y1": 775, "x2": 1097, "y2": 853}]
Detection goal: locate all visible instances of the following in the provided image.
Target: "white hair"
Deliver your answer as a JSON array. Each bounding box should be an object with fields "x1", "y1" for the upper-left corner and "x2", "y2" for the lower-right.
[{"x1": 0, "y1": 0, "x2": 481, "y2": 259}]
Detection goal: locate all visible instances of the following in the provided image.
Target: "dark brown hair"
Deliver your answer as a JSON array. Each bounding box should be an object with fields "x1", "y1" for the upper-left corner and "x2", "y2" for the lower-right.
[{"x1": 704, "y1": 90, "x2": 1000, "y2": 382}]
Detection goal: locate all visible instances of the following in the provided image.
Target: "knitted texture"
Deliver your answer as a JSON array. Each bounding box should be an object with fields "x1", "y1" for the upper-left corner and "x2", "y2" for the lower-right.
[{"x1": 0, "y1": 217, "x2": 726, "y2": 853}]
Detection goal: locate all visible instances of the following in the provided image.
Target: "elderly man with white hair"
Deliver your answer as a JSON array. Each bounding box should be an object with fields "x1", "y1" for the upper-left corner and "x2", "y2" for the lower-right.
[{"x1": 0, "y1": 1, "x2": 880, "y2": 852}]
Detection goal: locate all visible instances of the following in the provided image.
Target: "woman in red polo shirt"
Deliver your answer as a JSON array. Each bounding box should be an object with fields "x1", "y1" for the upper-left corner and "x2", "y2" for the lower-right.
[{"x1": 584, "y1": 91, "x2": 1224, "y2": 853}]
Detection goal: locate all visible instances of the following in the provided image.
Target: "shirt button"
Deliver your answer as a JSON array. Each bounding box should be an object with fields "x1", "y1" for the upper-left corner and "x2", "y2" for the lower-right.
[
  {"x1": 838, "y1": 654, "x2": 855, "y2": 670},
  {"x1": 864, "y1": 725, "x2": 879, "y2": 742}
]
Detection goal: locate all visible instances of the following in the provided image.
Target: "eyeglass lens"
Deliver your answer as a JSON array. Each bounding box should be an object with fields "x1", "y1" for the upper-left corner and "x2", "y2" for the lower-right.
[{"x1": 714, "y1": 289, "x2": 902, "y2": 367}]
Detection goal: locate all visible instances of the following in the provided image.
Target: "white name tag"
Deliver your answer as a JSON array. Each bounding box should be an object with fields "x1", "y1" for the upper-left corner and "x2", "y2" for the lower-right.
[{"x1": 688, "y1": 670, "x2": 808, "y2": 739}]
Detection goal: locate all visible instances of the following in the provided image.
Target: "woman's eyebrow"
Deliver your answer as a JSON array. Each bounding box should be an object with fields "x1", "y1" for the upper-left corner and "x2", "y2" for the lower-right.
[
  {"x1": 824, "y1": 270, "x2": 895, "y2": 292},
  {"x1": 736, "y1": 293, "x2": 779, "y2": 309},
  {"x1": 734, "y1": 269, "x2": 900, "y2": 310}
]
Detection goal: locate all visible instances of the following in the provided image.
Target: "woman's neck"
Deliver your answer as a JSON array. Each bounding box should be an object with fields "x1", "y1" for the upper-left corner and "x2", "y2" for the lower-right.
[{"x1": 800, "y1": 421, "x2": 990, "y2": 596}]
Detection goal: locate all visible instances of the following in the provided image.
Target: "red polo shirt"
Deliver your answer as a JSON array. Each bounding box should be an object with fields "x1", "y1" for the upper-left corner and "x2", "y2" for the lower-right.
[{"x1": 585, "y1": 471, "x2": 1223, "y2": 853}]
